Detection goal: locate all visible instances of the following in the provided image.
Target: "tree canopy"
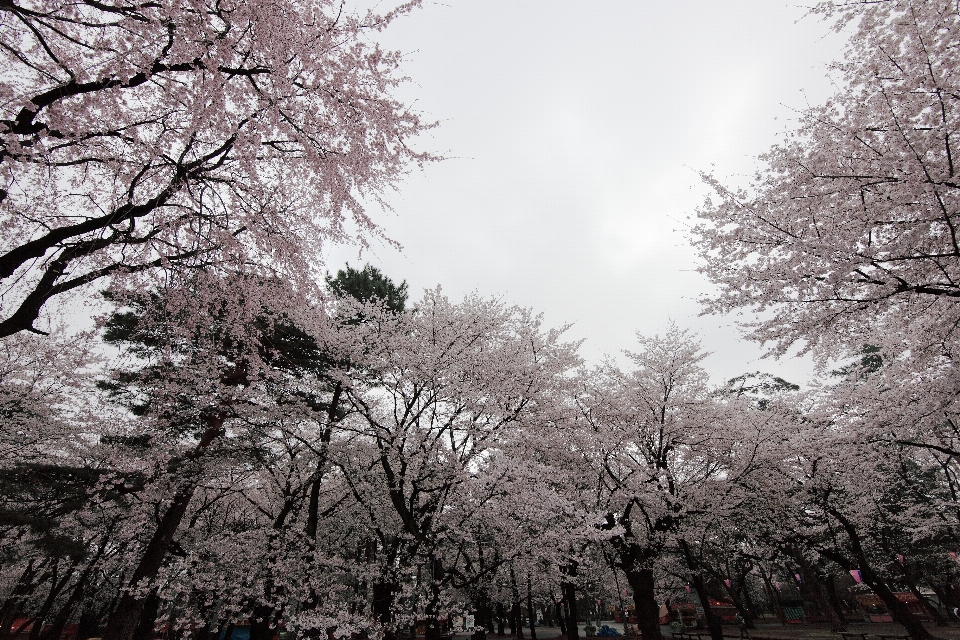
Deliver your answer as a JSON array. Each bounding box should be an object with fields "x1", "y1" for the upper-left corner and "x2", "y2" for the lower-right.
[
  {"x1": 0, "y1": 0, "x2": 431, "y2": 338},
  {"x1": 4, "y1": 3, "x2": 960, "y2": 640}
]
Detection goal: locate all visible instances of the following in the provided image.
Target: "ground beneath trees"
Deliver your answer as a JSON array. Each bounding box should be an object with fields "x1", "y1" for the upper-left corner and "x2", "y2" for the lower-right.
[{"x1": 455, "y1": 621, "x2": 960, "y2": 640}]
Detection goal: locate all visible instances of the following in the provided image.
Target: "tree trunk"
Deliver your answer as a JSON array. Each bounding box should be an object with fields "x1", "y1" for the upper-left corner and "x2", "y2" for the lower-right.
[
  {"x1": 76, "y1": 606, "x2": 100, "y2": 640},
  {"x1": 131, "y1": 592, "x2": 161, "y2": 640},
  {"x1": 497, "y1": 603, "x2": 506, "y2": 636},
  {"x1": 738, "y1": 579, "x2": 759, "y2": 627},
  {"x1": 423, "y1": 593, "x2": 440, "y2": 640},
  {"x1": 624, "y1": 568, "x2": 662, "y2": 640},
  {"x1": 484, "y1": 596, "x2": 496, "y2": 637},
  {"x1": 40, "y1": 580, "x2": 85, "y2": 640},
  {"x1": 905, "y1": 581, "x2": 948, "y2": 627},
  {"x1": 102, "y1": 484, "x2": 197, "y2": 640},
  {"x1": 28, "y1": 560, "x2": 77, "y2": 640},
  {"x1": 0, "y1": 560, "x2": 46, "y2": 640},
  {"x1": 423, "y1": 558, "x2": 443, "y2": 640},
  {"x1": 103, "y1": 413, "x2": 225, "y2": 640},
  {"x1": 679, "y1": 540, "x2": 721, "y2": 640},
  {"x1": 690, "y1": 575, "x2": 722, "y2": 640},
  {"x1": 511, "y1": 604, "x2": 522, "y2": 638},
  {"x1": 527, "y1": 578, "x2": 538, "y2": 640},
  {"x1": 305, "y1": 382, "x2": 340, "y2": 540},
  {"x1": 824, "y1": 576, "x2": 848, "y2": 628},
  {"x1": 615, "y1": 542, "x2": 661, "y2": 640},
  {"x1": 758, "y1": 574, "x2": 786, "y2": 625},
  {"x1": 24, "y1": 618, "x2": 40, "y2": 640},
  {"x1": 721, "y1": 582, "x2": 754, "y2": 630},
  {"x1": 373, "y1": 582, "x2": 396, "y2": 625},
  {"x1": 863, "y1": 572, "x2": 939, "y2": 640},
  {"x1": 40, "y1": 534, "x2": 112, "y2": 640},
  {"x1": 248, "y1": 603, "x2": 275, "y2": 640},
  {"x1": 788, "y1": 548, "x2": 843, "y2": 632},
  {"x1": 472, "y1": 592, "x2": 490, "y2": 640},
  {"x1": 823, "y1": 508, "x2": 939, "y2": 640},
  {"x1": 510, "y1": 568, "x2": 524, "y2": 639},
  {"x1": 423, "y1": 619, "x2": 440, "y2": 640},
  {"x1": 563, "y1": 579, "x2": 579, "y2": 640},
  {"x1": 930, "y1": 582, "x2": 960, "y2": 624},
  {"x1": 929, "y1": 584, "x2": 957, "y2": 626}
]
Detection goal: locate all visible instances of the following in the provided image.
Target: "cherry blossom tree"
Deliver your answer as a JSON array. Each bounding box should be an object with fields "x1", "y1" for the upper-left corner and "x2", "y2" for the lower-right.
[
  {"x1": 64, "y1": 266, "x2": 411, "y2": 640},
  {"x1": 329, "y1": 290, "x2": 582, "y2": 640},
  {"x1": 691, "y1": 8, "x2": 960, "y2": 617},
  {"x1": 0, "y1": 324, "x2": 161, "y2": 640},
  {"x1": 565, "y1": 326, "x2": 805, "y2": 640},
  {"x1": 0, "y1": 0, "x2": 432, "y2": 338},
  {"x1": 572, "y1": 326, "x2": 724, "y2": 640},
  {"x1": 88, "y1": 270, "x2": 350, "y2": 640},
  {"x1": 6, "y1": 265, "x2": 410, "y2": 640},
  {"x1": 739, "y1": 409, "x2": 946, "y2": 640},
  {"x1": 692, "y1": 0, "x2": 960, "y2": 364}
]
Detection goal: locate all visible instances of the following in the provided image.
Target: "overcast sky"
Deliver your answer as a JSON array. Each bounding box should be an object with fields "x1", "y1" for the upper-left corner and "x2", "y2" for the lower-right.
[{"x1": 326, "y1": 1, "x2": 850, "y2": 386}]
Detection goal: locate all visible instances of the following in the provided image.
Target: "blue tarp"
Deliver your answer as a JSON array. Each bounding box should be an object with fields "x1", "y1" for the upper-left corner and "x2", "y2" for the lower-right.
[{"x1": 220, "y1": 627, "x2": 251, "y2": 640}]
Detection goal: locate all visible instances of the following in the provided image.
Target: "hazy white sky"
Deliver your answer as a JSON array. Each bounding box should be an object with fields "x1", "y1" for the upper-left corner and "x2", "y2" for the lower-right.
[{"x1": 327, "y1": 1, "x2": 850, "y2": 386}]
